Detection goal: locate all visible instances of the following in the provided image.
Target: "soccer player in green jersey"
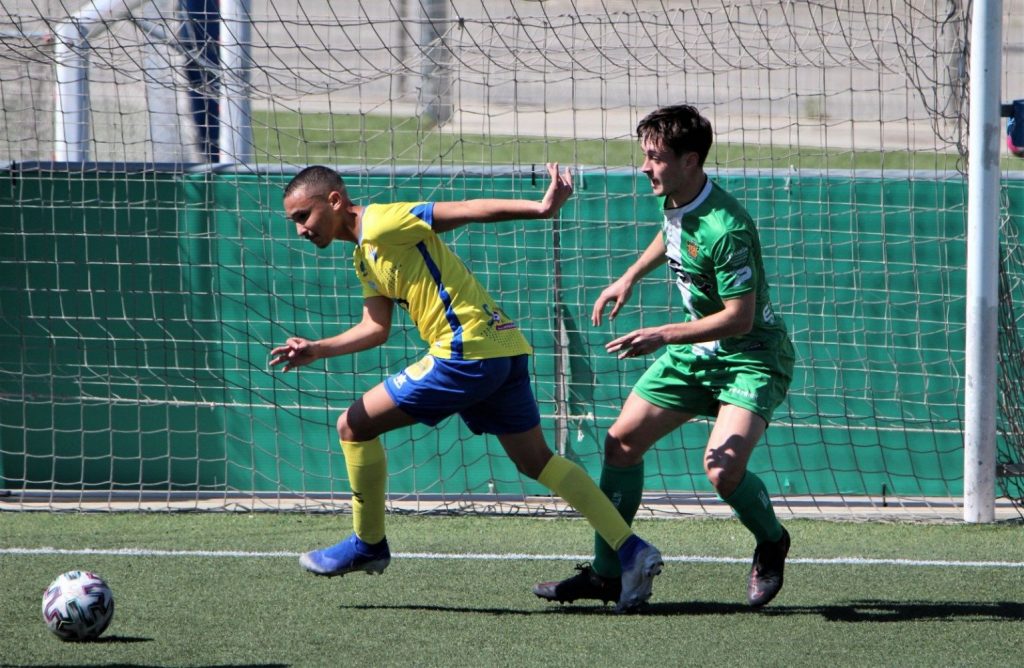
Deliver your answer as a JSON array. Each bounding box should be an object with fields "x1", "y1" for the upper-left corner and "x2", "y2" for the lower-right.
[
  {"x1": 534, "y1": 105, "x2": 796, "y2": 608},
  {"x1": 270, "y1": 163, "x2": 663, "y2": 612}
]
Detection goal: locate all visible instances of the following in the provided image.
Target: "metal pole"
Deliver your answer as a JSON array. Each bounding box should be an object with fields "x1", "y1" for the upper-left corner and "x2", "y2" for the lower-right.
[
  {"x1": 53, "y1": 19, "x2": 90, "y2": 162},
  {"x1": 963, "y1": 0, "x2": 1003, "y2": 523},
  {"x1": 219, "y1": 0, "x2": 253, "y2": 164},
  {"x1": 418, "y1": 0, "x2": 452, "y2": 128},
  {"x1": 53, "y1": 0, "x2": 152, "y2": 162}
]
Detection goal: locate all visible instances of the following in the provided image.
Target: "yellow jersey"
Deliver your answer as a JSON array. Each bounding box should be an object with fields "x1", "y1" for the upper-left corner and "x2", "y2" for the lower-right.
[{"x1": 354, "y1": 201, "x2": 533, "y2": 360}]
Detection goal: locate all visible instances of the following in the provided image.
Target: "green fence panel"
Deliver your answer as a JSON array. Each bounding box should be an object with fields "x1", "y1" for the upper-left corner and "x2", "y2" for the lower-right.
[{"x1": 1, "y1": 167, "x2": 1009, "y2": 499}]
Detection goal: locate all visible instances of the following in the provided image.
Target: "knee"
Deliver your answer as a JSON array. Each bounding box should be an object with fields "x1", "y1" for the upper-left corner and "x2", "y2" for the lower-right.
[
  {"x1": 514, "y1": 447, "x2": 552, "y2": 481},
  {"x1": 704, "y1": 458, "x2": 745, "y2": 497},
  {"x1": 603, "y1": 432, "x2": 644, "y2": 467},
  {"x1": 516, "y1": 460, "x2": 540, "y2": 480},
  {"x1": 336, "y1": 409, "x2": 370, "y2": 443}
]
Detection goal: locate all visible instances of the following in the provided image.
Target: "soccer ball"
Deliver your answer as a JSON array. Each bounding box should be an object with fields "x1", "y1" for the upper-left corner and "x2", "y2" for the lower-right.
[{"x1": 41, "y1": 570, "x2": 115, "y2": 641}]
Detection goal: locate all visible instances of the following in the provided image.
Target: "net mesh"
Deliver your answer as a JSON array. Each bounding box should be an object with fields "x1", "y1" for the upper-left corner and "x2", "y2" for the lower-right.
[{"x1": 1, "y1": 1, "x2": 1022, "y2": 520}]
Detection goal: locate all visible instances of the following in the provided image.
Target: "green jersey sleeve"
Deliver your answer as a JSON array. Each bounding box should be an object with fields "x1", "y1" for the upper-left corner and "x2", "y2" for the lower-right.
[{"x1": 710, "y1": 222, "x2": 758, "y2": 301}]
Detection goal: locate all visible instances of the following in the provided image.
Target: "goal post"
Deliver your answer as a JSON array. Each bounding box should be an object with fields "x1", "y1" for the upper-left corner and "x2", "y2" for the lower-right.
[
  {"x1": 963, "y1": 0, "x2": 1003, "y2": 523},
  {"x1": 49, "y1": 0, "x2": 251, "y2": 164},
  {"x1": 1, "y1": 1, "x2": 1022, "y2": 520}
]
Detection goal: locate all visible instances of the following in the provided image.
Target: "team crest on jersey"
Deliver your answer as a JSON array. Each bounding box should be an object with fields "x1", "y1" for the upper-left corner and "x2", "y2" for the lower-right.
[{"x1": 687, "y1": 241, "x2": 700, "y2": 258}]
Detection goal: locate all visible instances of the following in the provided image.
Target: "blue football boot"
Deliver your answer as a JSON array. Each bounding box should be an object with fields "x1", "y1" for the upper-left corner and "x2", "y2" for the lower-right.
[
  {"x1": 615, "y1": 534, "x2": 663, "y2": 613},
  {"x1": 299, "y1": 534, "x2": 391, "y2": 577}
]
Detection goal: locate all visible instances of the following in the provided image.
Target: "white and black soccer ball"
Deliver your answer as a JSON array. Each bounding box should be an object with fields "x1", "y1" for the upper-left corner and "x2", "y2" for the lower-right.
[{"x1": 41, "y1": 570, "x2": 115, "y2": 641}]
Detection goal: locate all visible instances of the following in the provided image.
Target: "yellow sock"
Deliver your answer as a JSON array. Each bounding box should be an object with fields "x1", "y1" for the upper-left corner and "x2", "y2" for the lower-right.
[
  {"x1": 340, "y1": 438, "x2": 387, "y2": 544},
  {"x1": 538, "y1": 455, "x2": 631, "y2": 551}
]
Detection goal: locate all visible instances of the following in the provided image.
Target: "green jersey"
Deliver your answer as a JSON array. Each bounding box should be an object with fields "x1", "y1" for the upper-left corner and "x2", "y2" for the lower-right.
[{"x1": 661, "y1": 178, "x2": 790, "y2": 359}]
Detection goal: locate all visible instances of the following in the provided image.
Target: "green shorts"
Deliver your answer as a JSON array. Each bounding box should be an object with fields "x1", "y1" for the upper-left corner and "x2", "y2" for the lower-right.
[{"x1": 632, "y1": 340, "x2": 795, "y2": 424}]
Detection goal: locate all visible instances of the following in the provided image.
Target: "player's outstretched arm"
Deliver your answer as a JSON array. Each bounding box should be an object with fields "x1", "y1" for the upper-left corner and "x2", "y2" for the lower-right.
[
  {"x1": 269, "y1": 296, "x2": 394, "y2": 371},
  {"x1": 431, "y1": 162, "x2": 573, "y2": 233}
]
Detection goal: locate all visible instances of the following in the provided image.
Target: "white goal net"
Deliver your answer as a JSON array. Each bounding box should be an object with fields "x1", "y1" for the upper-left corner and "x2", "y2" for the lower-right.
[{"x1": 1, "y1": 1, "x2": 1023, "y2": 520}]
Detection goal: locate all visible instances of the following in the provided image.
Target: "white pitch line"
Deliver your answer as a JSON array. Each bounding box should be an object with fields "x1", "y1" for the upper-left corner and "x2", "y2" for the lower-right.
[{"x1": 2, "y1": 547, "x2": 1023, "y2": 569}]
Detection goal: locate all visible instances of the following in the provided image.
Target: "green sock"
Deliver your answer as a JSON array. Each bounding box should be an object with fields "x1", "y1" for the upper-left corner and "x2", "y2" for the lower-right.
[
  {"x1": 592, "y1": 462, "x2": 645, "y2": 578},
  {"x1": 722, "y1": 472, "x2": 783, "y2": 545}
]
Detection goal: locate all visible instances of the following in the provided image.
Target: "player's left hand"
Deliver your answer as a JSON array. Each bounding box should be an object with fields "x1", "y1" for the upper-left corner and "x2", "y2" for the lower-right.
[
  {"x1": 538, "y1": 162, "x2": 573, "y2": 218},
  {"x1": 606, "y1": 327, "x2": 668, "y2": 359},
  {"x1": 269, "y1": 336, "x2": 319, "y2": 371}
]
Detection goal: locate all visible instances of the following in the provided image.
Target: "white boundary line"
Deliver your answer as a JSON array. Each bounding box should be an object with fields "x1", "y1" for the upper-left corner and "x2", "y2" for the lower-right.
[{"x1": 3, "y1": 547, "x2": 1023, "y2": 569}]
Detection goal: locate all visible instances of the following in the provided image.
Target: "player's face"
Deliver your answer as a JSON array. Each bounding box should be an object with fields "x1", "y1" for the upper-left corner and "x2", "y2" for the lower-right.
[
  {"x1": 284, "y1": 187, "x2": 337, "y2": 248},
  {"x1": 639, "y1": 138, "x2": 700, "y2": 207}
]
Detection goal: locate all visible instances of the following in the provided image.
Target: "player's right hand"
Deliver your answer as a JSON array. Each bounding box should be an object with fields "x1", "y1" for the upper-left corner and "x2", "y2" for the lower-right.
[
  {"x1": 591, "y1": 277, "x2": 634, "y2": 325},
  {"x1": 269, "y1": 337, "x2": 318, "y2": 372},
  {"x1": 538, "y1": 162, "x2": 574, "y2": 218}
]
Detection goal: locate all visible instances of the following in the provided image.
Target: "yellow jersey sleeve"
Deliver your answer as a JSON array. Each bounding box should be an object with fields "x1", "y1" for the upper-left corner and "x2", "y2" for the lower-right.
[{"x1": 353, "y1": 202, "x2": 533, "y2": 360}]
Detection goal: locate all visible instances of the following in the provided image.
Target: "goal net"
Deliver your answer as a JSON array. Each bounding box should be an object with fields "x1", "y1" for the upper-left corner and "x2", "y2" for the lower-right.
[{"x1": 1, "y1": 0, "x2": 1022, "y2": 519}]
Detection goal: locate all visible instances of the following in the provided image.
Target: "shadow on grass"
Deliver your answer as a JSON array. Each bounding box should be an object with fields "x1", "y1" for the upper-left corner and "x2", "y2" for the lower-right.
[
  {"x1": 344, "y1": 603, "x2": 558, "y2": 616},
  {"x1": 616, "y1": 599, "x2": 1024, "y2": 622},
  {"x1": 792, "y1": 600, "x2": 1024, "y2": 622},
  {"x1": 8, "y1": 665, "x2": 287, "y2": 668},
  {"x1": 342, "y1": 600, "x2": 1024, "y2": 622},
  {"x1": 88, "y1": 635, "x2": 153, "y2": 643}
]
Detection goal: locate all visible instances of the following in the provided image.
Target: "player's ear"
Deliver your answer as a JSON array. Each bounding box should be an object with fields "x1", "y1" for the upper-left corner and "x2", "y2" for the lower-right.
[{"x1": 682, "y1": 150, "x2": 701, "y2": 169}]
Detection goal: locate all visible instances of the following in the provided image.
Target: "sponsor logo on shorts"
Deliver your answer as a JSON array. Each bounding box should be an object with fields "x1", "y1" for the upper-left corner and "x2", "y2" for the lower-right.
[
  {"x1": 731, "y1": 387, "x2": 758, "y2": 401},
  {"x1": 405, "y1": 356, "x2": 435, "y2": 381}
]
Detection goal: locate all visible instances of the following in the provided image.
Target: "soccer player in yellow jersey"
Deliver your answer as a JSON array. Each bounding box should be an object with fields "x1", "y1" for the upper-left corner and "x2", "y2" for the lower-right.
[{"x1": 270, "y1": 163, "x2": 663, "y2": 612}]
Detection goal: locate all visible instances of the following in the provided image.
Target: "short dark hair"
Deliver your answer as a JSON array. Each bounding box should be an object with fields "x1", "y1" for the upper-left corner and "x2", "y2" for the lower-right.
[
  {"x1": 636, "y1": 105, "x2": 713, "y2": 165},
  {"x1": 284, "y1": 165, "x2": 347, "y2": 199}
]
